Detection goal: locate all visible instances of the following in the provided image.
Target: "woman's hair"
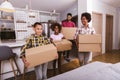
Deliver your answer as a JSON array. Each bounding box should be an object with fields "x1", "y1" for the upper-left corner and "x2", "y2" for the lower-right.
[
  {"x1": 51, "y1": 23, "x2": 62, "y2": 33},
  {"x1": 81, "y1": 12, "x2": 91, "y2": 22},
  {"x1": 33, "y1": 22, "x2": 42, "y2": 28}
]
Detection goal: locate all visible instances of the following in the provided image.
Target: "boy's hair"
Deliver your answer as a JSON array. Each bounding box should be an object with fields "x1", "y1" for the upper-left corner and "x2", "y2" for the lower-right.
[
  {"x1": 33, "y1": 22, "x2": 42, "y2": 28},
  {"x1": 51, "y1": 23, "x2": 62, "y2": 33},
  {"x1": 67, "y1": 13, "x2": 72, "y2": 17},
  {"x1": 33, "y1": 22, "x2": 46, "y2": 36},
  {"x1": 81, "y1": 12, "x2": 91, "y2": 22}
]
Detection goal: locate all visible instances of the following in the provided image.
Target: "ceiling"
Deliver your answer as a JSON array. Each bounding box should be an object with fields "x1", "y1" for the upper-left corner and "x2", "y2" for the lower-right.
[
  {"x1": 100, "y1": 0, "x2": 120, "y2": 8},
  {"x1": 0, "y1": 0, "x2": 119, "y2": 13},
  {"x1": 0, "y1": 0, "x2": 77, "y2": 13}
]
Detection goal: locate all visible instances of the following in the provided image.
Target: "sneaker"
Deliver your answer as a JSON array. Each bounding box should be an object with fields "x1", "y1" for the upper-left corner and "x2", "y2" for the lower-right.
[{"x1": 65, "y1": 58, "x2": 71, "y2": 62}]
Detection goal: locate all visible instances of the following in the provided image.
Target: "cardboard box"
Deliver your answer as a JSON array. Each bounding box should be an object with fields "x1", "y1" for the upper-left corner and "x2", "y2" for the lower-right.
[
  {"x1": 53, "y1": 39, "x2": 72, "y2": 51},
  {"x1": 77, "y1": 34, "x2": 102, "y2": 43},
  {"x1": 26, "y1": 44, "x2": 58, "y2": 68},
  {"x1": 78, "y1": 44, "x2": 101, "y2": 52},
  {"x1": 62, "y1": 27, "x2": 77, "y2": 40},
  {"x1": 77, "y1": 34, "x2": 102, "y2": 52}
]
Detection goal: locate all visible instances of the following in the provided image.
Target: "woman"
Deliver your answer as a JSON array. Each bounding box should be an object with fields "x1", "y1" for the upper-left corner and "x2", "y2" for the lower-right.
[{"x1": 74, "y1": 12, "x2": 96, "y2": 66}]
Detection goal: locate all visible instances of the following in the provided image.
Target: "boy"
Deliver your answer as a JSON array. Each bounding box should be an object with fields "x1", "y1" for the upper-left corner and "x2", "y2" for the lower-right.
[{"x1": 21, "y1": 22, "x2": 50, "y2": 80}]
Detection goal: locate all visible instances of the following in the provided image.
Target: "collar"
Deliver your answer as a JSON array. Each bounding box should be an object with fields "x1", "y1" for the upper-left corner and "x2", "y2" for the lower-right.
[
  {"x1": 33, "y1": 34, "x2": 43, "y2": 37},
  {"x1": 81, "y1": 24, "x2": 90, "y2": 28}
]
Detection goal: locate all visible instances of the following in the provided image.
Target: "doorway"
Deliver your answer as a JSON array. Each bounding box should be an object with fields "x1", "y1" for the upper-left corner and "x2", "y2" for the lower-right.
[
  {"x1": 105, "y1": 14, "x2": 113, "y2": 52},
  {"x1": 92, "y1": 12, "x2": 103, "y2": 57}
]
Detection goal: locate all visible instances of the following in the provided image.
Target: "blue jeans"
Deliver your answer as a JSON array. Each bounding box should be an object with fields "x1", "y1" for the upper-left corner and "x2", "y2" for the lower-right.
[
  {"x1": 35, "y1": 63, "x2": 48, "y2": 80},
  {"x1": 78, "y1": 52, "x2": 91, "y2": 66}
]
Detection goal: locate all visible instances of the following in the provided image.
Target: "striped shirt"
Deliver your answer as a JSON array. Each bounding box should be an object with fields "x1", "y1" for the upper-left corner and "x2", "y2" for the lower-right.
[
  {"x1": 74, "y1": 25, "x2": 96, "y2": 39},
  {"x1": 20, "y1": 34, "x2": 50, "y2": 57}
]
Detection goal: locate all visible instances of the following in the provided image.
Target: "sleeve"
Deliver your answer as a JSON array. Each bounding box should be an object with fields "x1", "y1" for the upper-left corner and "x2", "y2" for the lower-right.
[
  {"x1": 60, "y1": 33, "x2": 64, "y2": 38},
  {"x1": 50, "y1": 34, "x2": 54, "y2": 40},
  {"x1": 73, "y1": 22, "x2": 76, "y2": 27},
  {"x1": 43, "y1": 37, "x2": 51, "y2": 44},
  {"x1": 62, "y1": 21, "x2": 65, "y2": 27},
  {"x1": 20, "y1": 38, "x2": 32, "y2": 58}
]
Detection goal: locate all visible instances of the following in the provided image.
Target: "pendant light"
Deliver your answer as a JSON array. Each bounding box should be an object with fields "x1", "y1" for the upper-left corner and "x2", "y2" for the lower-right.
[
  {"x1": 27, "y1": 0, "x2": 35, "y2": 16},
  {"x1": 0, "y1": 0, "x2": 15, "y2": 12}
]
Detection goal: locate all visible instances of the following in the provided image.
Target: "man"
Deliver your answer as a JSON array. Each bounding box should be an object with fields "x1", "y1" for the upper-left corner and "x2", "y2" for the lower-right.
[
  {"x1": 62, "y1": 13, "x2": 76, "y2": 62},
  {"x1": 62, "y1": 13, "x2": 75, "y2": 27}
]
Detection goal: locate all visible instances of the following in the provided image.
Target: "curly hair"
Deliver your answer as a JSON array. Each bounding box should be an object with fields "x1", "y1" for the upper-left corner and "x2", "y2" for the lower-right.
[
  {"x1": 51, "y1": 23, "x2": 62, "y2": 33},
  {"x1": 81, "y1": 12, "x2": 91, "y2": 22}
]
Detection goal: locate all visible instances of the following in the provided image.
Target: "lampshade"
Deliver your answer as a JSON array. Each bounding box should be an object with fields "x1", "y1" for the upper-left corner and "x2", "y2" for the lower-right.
[{"x1": 0, "y1": 0, "x2": 15, "y2": 12}]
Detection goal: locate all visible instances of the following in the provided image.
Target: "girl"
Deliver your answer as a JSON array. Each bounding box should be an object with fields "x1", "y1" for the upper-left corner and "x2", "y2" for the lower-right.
[
  {"x1": 50, "y1": 23, "x2": 70, "y2": 62},
  {"x1": 21, "y1": 22, "x2": 50, "y2": 80},
  {"x1": 74, "y1": 12, "x2": 96, "y2": 66},
  {"x1": 50, "y1": 23, "x2": 65, "y2": 42}
]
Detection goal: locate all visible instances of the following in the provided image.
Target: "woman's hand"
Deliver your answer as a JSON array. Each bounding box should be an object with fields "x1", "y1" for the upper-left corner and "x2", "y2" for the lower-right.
[
  {"x1": 22, "y1": 56, "x2": 30, "y2": 68},
  {"x1": 74, "y1": 39, "x2": 77, "y2": 45}
]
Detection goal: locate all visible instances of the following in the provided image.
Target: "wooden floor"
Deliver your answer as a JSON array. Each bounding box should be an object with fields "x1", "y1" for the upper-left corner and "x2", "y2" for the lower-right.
[
  {"x1": 92, "y1": 50, "x2": 120, "y2": 63},
  {"x1": 6, "y1": 50, "x2": 120, "y2": 80}
]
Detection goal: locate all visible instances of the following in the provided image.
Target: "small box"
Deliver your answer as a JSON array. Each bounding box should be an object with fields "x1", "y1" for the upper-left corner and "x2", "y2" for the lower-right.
[
  {"x1": 62, "y1": 27, "x2": 77, "y2": 40},
  {"x1": 26, "y1": 44, "x2": 58, "y2": 68},
  {"x1": 77, "y1": 34, "x2": 102, "y2": 52},
  {"x1": 53, "y1": 39, "x2": 72, "y2": 51}
]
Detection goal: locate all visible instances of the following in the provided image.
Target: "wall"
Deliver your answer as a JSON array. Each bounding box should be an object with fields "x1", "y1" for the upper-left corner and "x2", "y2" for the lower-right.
[
  {"x1": 78, "y1": 0, "x2": 89, "y2": 27},
  {"x1": 60, "y1": 2, "x2": 78, "y2": 21},
  {"x1": 115, "y1": 8, "x2": 120, "y2": 49},
  {"x1": 92, "y1": 0, "x2": 119, "y2": 53},
  {"x1": 116, "y1": 7, "x2": 120, "y2": 49},
  {"x1": 40, "y1": 13, "x2": 60, "y2": 22}
]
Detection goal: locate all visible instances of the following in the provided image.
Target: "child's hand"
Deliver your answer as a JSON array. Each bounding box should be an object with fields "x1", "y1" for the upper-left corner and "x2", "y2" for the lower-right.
[
  {"x1": 74, "y1": 39, "x2": 78, "y2": 45},
  {"x1": 55, "y1": 54, "x2": 58, "y2": 59},
  {"x1": 22, "y1": 56, "x2": 30, "y2": 68},
  {"x1": 24, "y1": 59, "x2": 30, "y2": 68}
]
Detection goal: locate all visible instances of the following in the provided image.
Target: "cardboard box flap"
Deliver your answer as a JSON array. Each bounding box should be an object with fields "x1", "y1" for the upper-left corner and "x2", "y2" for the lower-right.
[
  {"x1": 78, "y1": 34, "x2": 102, "y2": 43},
  {"x1": 26, "y1": 44, "x2": 56, "y2": 56}
]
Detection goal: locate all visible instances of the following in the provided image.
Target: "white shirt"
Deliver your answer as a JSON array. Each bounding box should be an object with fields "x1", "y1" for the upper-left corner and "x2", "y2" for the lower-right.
[
  {"x1": 50, "y1": 33, "x2": 64, "y2": 41},
  {"x1": 74, "y1": 25, "x2": 96, "y2": 39}
]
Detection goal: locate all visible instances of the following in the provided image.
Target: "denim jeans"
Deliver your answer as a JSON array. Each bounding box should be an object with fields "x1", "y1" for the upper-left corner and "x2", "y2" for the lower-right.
[{"x1": 35, "y1": 63, "x2": 48, "y2": 80}]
